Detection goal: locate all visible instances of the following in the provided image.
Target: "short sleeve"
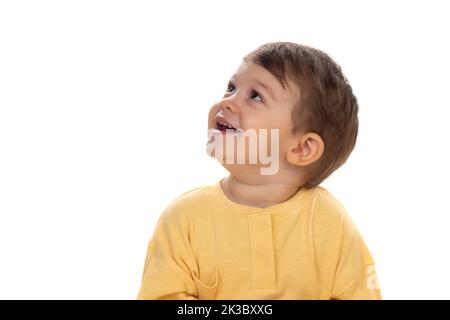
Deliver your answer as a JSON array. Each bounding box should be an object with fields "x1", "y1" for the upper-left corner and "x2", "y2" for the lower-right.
[
  {"x1": 330, "y1": 212, "x2": 382, "y2": 300},
  {"x1": 136, "y1": 205, "x2": 199, "y2": 300}
]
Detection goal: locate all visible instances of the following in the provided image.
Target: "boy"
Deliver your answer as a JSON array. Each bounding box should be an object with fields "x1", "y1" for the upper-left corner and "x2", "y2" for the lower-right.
[{"x1": 137, "y1": 42, "x2": 381, "y2": 300}]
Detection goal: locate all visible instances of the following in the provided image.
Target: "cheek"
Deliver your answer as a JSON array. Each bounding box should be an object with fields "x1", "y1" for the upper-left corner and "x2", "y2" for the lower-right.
[
  {"x1": 240, "y1": 114, "x2": 269, "y2": 130},
  {"x1": 260, "y1": 125, "x2": 292, "y2": 160},
  {"x1": 247, "y1": 109, "x2": 282, "y2": 128},
  {"x1": 237, "y1": 118, "x2": 288, "y2": 154}
]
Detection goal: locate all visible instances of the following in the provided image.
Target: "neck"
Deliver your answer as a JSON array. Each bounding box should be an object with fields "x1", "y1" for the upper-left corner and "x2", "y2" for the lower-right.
[{"x1": 221, "y1": 174, "x2": 303, "y2": 209}]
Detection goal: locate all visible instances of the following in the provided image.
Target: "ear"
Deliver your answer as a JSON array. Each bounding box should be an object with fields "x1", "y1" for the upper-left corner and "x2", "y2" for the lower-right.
[{"x1": 286, "y1": 132, "x2": 325, "y2": 167}]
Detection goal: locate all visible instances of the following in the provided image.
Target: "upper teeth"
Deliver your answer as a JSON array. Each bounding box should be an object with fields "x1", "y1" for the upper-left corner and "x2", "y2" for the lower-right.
[{"x1": 219, "y1": 121, "x2": 235, "y2": 129}]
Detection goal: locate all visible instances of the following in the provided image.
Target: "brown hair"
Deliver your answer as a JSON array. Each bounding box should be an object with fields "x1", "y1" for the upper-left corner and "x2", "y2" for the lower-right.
[{"x1": 244, "y1": 42, "x2": 359, "y2": 187}]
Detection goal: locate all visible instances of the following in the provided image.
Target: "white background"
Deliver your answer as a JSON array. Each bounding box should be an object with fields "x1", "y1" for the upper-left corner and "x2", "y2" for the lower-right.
[{"x1": 1, "y1": 0, "x2": 449, "y2": 299}]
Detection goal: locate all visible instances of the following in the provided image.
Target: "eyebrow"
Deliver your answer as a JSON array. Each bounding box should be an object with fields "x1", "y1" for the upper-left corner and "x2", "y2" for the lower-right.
[
  {"x1": 255, "y1": 79, "x2": 276, "y2": 101},
  {"x1": 230, "y1": 75, "x2": 276, "y2": 101}
]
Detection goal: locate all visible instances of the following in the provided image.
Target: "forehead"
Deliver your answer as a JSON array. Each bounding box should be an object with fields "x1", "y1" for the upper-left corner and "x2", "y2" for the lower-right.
[{"x1": 231, "y1": 61, "x2": 299, "y2": 103}]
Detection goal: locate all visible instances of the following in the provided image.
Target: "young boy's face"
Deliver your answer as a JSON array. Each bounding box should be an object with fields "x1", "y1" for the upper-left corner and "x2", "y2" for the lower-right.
[{"x1": 207, "y1": 61, "x2": 301, "y2": 177}]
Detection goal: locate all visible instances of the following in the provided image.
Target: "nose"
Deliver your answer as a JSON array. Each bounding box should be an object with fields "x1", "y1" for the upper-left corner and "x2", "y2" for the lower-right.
[{"x1": 220, "y1": 96, "x2": 239, "y2": 113}]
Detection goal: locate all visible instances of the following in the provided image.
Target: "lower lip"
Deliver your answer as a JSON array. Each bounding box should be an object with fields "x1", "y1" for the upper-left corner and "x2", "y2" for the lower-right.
[
  {"x1": 207, "y1": 128, "x2": 240, "y2": 144},
  {"x1": 211, "y1": 126, "x2": 236, "y2": 133},
  {"x1": 219, "y1": 128, "x2": 239, "y2": 135},
  {"x1": 208, "y1": 128, "x2": 239, "y2": 138}
]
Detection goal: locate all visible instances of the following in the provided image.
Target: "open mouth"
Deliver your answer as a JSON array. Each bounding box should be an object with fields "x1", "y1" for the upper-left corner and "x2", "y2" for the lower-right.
[{"x1": 216, "y1": 121, "x2": 237, "y2": 133}]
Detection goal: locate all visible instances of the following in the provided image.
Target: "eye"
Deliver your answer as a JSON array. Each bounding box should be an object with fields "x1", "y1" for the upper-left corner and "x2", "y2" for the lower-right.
[
  {"x1": 225, "y1": 81, "x2": 235, "y2": 94},
  {"x1": 250, "y1": 89, "x2": 263, "y2": 103},
  {"x1": 224, "y1": 81, "x2": 264, "y2": 103}
]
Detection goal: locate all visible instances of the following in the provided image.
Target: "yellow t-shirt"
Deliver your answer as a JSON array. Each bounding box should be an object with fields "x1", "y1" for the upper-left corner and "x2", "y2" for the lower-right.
[{"x1": 137, "y1": 179, "x2": 381, "y2": 300}]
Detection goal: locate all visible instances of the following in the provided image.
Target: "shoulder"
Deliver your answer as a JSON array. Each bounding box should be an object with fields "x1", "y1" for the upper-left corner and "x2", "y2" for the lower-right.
[
  {"x1": 310, "y1": 186, "x2": 351, "y2": 228},
  {"x1": 165, "y1": 184, "x2": 212, "y2": 212},
  {"x1": 157, "y1": 183, "x2": 214, "y2": 226},
  {"x1": 308, "y1": 186, "x2": 376, "y2": 274},
  {"x1": 306, "y1": 185, "x2": 367, "y2": 251},
  {"x1": 312, "y1": 185, "x2": 370, "y2": 248}
]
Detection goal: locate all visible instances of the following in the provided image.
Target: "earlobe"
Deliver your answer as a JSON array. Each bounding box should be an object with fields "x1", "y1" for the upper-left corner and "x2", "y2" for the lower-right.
[{"x1": 286, "y1": 132, "x2": 324, "y2": 167}]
